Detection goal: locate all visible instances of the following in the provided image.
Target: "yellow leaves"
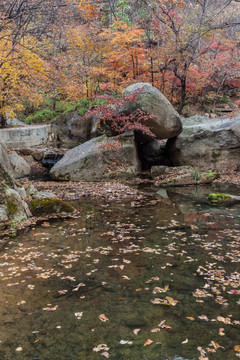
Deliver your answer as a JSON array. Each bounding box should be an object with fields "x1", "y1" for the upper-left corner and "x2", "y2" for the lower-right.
[
  {"x1": 234, "y1": 345, "x2": 240, "y2": 351},
  {"x1": 186, "y1": 316, "x2": 195, "y2": 321},
  {"x1": 151, "y1": 296, "x2": 179, "y2": 306}
]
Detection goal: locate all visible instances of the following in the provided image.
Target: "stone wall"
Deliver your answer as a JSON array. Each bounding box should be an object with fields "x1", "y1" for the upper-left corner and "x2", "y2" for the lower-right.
[{"x1": 0, "y1": 125, "x2": 52, "y2": 149}]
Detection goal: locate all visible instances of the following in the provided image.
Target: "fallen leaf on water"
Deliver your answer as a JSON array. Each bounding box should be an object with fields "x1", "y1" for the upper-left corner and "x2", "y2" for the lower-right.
[
  {"x1": 151, "y1": 296, "x2": 179, "y2": 306},
  {"x1": 133, "y1": 329, "x2": 141, "y2": 335},
  {"x1": 43, "y1": 305, "x2": 58, "y2": 311},
  {"x1": 144, "y1": 339, "x2": 153, "y2": 346},
  {"x1": 151, "y1": 328, "x2": 160, "y2": 333},
  {"x1": 98, "y1": 314, "x2": 109, "y2": 322},
  {"x1": 93, "y1": 344, "x2": 109, "y2": 352},
  {"x1": 198, "y1": 315, "x2": 209, "y2": 321},
  {"x1": 120, "y1": 340, "x2": 133, "y2": 345},
  {"x1": 219, "y1": 328, "x2": 225, "y2": 336},
  {"x1": 101, "y1": 351, "x2": 110, "y2": 358},
  {"x1": 74, "y1": 312, "x2": 83, "y2": 319},
  {"x1": 158, "y1": 320, "x2": 172, "y2": 331},
  {"x1": 217, "y1": 316, "x2": 231, "y2": 324},
  {"x1": 182, "y1": 339, "x2": 188, "y2": 344},
  {"x1": 208, "y1": 341, "x2": 224, "y2": 350}
]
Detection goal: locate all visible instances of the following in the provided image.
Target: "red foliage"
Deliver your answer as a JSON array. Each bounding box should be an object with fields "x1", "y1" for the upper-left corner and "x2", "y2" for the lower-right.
[{"x1": 87, "y1": 90, "x2": 156, "y2": 139}]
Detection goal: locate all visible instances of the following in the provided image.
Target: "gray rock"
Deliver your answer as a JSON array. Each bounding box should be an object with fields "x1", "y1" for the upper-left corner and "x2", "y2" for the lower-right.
[
  {"x1": 0, "y1": 205, "x2": 8, "y2": 229},
  {"x1": 15, "y1": 186, "x2": 27, "y2": 198},
  {"x1": 151, "y1": 165, "x2": 169, "y2": 177},
  {"x1": 32, "y1": 191, "x2": 58, "y2": 199},
  {"x1": 123, "y1": 83, "x2": 182, "y2": 139},
  {"x1": 8, "y1": 152, "x2": 31, "y2": 177},
  {"x1": 52, "y1": 111, "x2": 101, "y2": 147},
  {"x1": 50, "y1": 135, "x2": 137, "y2": 181},
  {"x1": 167, "y1": 115, "x2": 240, "y2": 169},
  {"x1": 26, "y1": 184, "x2": 38, "y2": 196},
  {"x1": 0, "y1": 143, "x2": 15, "y2": 179},
  {"x1": 5, "y1": 188, "x2": 31, "y2": 222},
  {"x1": 32, "y1": 150, "x2": 44, "y2": 161}
]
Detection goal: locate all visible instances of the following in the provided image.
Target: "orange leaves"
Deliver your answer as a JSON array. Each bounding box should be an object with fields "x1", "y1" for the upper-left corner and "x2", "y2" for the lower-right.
[{"x1": 98, "y1": 313, "x2": 109, "y2": 322}]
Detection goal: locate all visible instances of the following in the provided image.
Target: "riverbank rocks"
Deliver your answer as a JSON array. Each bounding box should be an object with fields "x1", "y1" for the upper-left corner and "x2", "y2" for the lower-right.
[
  {"x1": 29, "y1": 198, "x2": 75, "y2": 216},
  {"x1": 154, "y1": 166, "x2": 219, "y2": 187},
  {"x1": 167, "y1": 115, "x2": 240, "y2": 169},
  {"x1": 50, "y1": 134, "x2": 138, "y2": 181},
  {"x1": 123, "y1": 83, "x2": 182, "y2": 140}
]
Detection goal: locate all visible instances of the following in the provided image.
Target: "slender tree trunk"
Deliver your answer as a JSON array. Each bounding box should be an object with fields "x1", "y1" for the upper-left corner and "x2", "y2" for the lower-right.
[
  {"x1": 178, "y1": 75, "x2": 186, "y2": 114},
  {"x1": 0, "y1": 113, "x2": 6, "y2": 128},
  {"x1": 131, "y1": 56, "x2": 136, "y2": 79},
  {"x1": 150, "y1": 57, "x2": 154, "y2": 86}
]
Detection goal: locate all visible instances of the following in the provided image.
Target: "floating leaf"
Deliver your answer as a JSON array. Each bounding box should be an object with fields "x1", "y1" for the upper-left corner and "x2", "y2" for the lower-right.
[
  {"x1": 120, "y1": 340, "x2": 133, "y2": 345},
  {"x1": 144, "y1": 339, "x2": 153, "y2": 346},
  {"x1": 101, "y1": 351, "x2": 110, "y2": 358},
  {"x1": 98, "y1": 314, "x2": 109, "y2": 322}
]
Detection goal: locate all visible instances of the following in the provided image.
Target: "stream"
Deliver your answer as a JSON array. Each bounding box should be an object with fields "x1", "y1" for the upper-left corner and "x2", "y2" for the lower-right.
[{"x1": 0, "y1": 184, "x2": 239, "y2": 360}]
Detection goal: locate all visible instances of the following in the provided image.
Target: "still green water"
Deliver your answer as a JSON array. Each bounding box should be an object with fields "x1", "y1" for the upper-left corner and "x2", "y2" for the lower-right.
[{"x1": 0, "y1": 185, "x2": 239, "y2": 360}]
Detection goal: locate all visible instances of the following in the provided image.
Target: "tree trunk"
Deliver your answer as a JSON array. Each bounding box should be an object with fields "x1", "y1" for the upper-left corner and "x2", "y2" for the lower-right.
[
  {"x1": 150, "y1": 57, "x2": 154, "y2": 86},
  {"x1": 178, "y1": 75, "x2": 186, "y2": 114},
  {"x1": 0, "y1": 113, "x2": 6, "y2": 128}
]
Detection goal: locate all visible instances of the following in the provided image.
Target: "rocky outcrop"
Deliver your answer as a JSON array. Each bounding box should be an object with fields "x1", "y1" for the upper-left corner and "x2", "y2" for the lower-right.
[
  {"x1": 50, "y1": 134, "x2": 138, "y2": 181},
  {"x1": 167, "y1": 115, "x2": 240, "y2": 169},
  {"x1": 123, "y1": 83, "x2": 182, "y2": 140}
]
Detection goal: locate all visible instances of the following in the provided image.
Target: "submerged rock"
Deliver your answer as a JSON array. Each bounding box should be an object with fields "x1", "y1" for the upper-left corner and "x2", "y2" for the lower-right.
[
  {"x1": 123, "y1": 83, "x2": 182, "y2": 140},
  {"x1": 167, "y1": 115, "x2": 240, "y2": 169},
  {"x1": 208, "y1": 193, "x2": 240, "y2": 205},
  {"x1": 50, "y1": 135, "x2": 138, "y2": 181},
  {"x1": 29, "y1": 198, "x2": 75, "y2": 216}
]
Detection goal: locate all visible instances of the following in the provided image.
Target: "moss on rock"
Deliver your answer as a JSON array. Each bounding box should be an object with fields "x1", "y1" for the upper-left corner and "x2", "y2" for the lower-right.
[{"x1": 29, "y1": 198, "x2": 75, "y2": 216}]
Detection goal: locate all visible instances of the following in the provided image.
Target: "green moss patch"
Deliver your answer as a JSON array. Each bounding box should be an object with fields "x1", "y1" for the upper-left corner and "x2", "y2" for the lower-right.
[{"x1": 29, "y1": 198, "x2": 75, "y2": 216}]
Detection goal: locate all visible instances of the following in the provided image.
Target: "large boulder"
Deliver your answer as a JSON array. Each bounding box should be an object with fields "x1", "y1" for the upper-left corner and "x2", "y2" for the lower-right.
[
  {"x1": 167, "y1": 115, "x2": 240, "y2": 169},
  {"x1": 50, "y1": 134, "x2": 138, "y2": 181},
  {"x1": 123, "y1": 83, "x2": 182, "y2": 140}
]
